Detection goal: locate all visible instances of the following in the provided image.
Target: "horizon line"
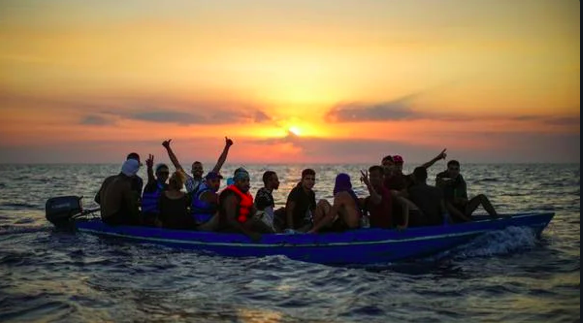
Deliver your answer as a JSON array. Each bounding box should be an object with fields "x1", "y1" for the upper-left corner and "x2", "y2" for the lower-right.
[{"x1": 0, "y1": 162, "x2": 579, "y2": 166}]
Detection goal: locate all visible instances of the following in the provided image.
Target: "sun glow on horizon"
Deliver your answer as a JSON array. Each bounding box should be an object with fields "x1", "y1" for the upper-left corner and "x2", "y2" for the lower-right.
[
  {"x1": 288, "y1": 126, "x2": 302, "y2": 136},
  {"x1": 0, "y1": 0, "x2": 578, "y2": 163}
]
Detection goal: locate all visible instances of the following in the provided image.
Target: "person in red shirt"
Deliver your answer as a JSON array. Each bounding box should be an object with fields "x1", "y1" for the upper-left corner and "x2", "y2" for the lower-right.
[{"x1": 361, "y1": 166, "x2": 393, "y2": 228}]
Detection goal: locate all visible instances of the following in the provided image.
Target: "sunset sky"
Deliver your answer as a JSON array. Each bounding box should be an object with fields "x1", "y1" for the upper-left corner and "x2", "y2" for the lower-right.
[{"x1": 0, "y1": 0, "x2": 579, "y2": 164}]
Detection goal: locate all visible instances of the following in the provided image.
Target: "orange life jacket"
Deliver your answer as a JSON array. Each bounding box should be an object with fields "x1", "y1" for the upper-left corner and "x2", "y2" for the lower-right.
[{"x1": 224, "y1": 184, "x2": 254, "y2": 223}]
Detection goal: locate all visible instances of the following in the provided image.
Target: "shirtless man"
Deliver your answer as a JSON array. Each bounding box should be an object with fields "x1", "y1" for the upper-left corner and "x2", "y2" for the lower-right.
[
  {"x1": 409, "y1": 166, "x2": 448, "y2": 226},
  {"x1": 309, "y1": 173, "x2": 361, "y2": 233},
  {"x1": 95, "y1": 159, "x2": 141, "y2": 226}
]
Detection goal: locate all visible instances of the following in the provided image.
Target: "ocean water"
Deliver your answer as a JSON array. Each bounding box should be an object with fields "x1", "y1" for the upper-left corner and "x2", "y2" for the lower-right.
[{"x1": 0, "y1": 163, "x2": 579, "y2": 322}]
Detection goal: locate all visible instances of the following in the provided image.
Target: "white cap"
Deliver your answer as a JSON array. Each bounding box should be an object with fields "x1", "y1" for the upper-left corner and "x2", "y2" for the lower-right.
[{"x1": 121, "y1": 159, "x2": 140, "y2": 177}]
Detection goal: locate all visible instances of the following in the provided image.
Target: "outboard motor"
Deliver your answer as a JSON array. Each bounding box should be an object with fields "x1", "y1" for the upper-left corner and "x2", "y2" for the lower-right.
[{"x1": 45, "y1": 196, "x2": 83, "y2": 227}]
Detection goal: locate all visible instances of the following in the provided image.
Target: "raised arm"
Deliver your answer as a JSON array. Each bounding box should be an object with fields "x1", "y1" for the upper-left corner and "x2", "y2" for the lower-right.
[
  {"x1": 422, "y1": 148, "x2": 447, "y2": 169},
  {"x1": 145, "y1": 154, "x2": 155, "y2": 184},
  {"x1": 211, "y1": 137, "x2": 234, "y2": 173},
  {"x1": 162, "y1": 139, "x2": 184, "y2": 172}
]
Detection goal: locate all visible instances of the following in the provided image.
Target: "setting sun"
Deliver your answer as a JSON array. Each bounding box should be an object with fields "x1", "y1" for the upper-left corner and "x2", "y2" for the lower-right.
[{"x1": 288, "y1": 126, "x2": 302, "y2": 136}]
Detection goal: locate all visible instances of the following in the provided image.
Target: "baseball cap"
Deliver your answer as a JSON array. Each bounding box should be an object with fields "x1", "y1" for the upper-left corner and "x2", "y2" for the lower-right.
[
  {"x1": 233, "y1": 167, "x2": 250, "y2": 181},
  {"x1": 155, "y1": 163, "x2": 169, "y2": 173},
  {"x1": 382, "y1": 155, "x2": 394, "y2": 163},
  {"x1": 126, "y1": 152, "x2": 143, "y2": 166},
  {"x1": 393, "y1": 155, "x2": 404, "y2": 164},
  {"x1": 205, "y1": 171, "x2": 224, "y2": 180}
]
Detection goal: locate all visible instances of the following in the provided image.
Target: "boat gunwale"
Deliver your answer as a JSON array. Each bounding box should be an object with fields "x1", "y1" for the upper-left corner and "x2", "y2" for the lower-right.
[{"x1": 75, "y1": 212, "x2": 554, "y2": 248}]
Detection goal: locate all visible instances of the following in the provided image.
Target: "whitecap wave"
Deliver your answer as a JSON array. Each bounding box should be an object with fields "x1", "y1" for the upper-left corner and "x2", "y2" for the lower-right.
[{"x1": 434, "y1": 226, "x2": 539, "y2": 260}]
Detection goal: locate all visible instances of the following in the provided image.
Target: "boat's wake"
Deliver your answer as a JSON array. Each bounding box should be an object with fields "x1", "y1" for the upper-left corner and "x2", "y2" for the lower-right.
[
  {"x1": 434, "y1": 226, "x2": 540, "y2": 261},
  {"x1": 362, "y1": 226, "x2": 541, "y2": 272}
]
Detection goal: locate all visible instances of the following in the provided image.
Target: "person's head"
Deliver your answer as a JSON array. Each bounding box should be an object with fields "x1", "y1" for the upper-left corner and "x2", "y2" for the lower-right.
[
  {"x1": 127, "y1": 152, "x2": 140, "y2": 163},
  {"x1": 392, "y1": 155, "x2": 404, "y2": 173},
  {"x1": 381, "y1": 155, "x2": 395, "y2": 174},
  {"x1": 447, "y1": 160, "x2": 461, "y2": 178},
  {"x1": 204, "y1": 171, "x2": 223, "y2": 192},
  {"x1": 233, "y1": 167, "x2": 251, "y2": 193},
  {"x1": 412, "y1": 166, "x2": 427, "y2": 184},
  {"x1": 191, "y1": 161, "x2": 204, "y2": 179},
  {"x1": 368, "y1": 165, "x2": 384, "y2": 188},
  {"x1": 168, "y1": 171, "x2": 186, "y2": 191},
  {"x1": 300, "y1": 168, "x2": 316, "y2": 190},
  {"x1": 155, "y1": 163, "x2": 170, "y2": 183},
  {"x1": 262, "y1": 171, "x2": 279, "y2": 190},
  {"x1": 333, "y1": 173, "x2": 353, "y2": 195},
  {"x1": 121, "y1": 159, "x2": 140, "y2": 177}
]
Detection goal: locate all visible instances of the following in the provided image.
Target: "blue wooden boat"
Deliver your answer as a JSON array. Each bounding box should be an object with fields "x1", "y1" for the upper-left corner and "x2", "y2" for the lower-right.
[{"x1": 72, "y1": 212, "x2": 554, "y2": 265}]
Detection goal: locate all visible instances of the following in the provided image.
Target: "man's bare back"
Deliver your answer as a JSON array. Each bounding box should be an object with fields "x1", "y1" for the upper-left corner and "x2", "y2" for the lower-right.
[{"x1": 334, "y1": 191, "x2": 360, "y2": 228}]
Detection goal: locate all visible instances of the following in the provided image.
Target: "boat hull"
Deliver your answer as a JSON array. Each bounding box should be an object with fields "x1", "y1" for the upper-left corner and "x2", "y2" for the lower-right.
[{"x1": 75, "y1": 212, "x2": 554, "y2": 265}]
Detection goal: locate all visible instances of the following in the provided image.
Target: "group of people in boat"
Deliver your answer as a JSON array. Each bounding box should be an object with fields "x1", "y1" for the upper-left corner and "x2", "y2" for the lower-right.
[{"x1": 94, "y1": 137, "x2": 500, "y2": 241}]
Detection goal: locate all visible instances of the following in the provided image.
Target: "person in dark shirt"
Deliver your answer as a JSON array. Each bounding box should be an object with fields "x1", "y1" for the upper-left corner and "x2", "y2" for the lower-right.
[
  {"x1": 436, "y1": 160, "x2": 499, "y2": 222},
  {"x1": 126, "y1": 152, "x2": 144, "y2": 196},
  {"x1": 159, "y1": 171, "x2": 194, "y2": 229},
  {"x1": 255, "y1": 171, "x2": 278, "y2": 210},
  {"x1": 284, "y1": 169, "x2": 318, "y2": 232},
  {"x1": 381, "y1": 149, "x2": 447, "y2": 229},
  {"x1": 255, "y1": 171, "x2": 285, "y2": 231},
  {"x1": 361, "y1": 165, "x2": 393, "y2": 229},
  {"x1": 408, "y1": 167, "x2": 448, "y2": 226}
]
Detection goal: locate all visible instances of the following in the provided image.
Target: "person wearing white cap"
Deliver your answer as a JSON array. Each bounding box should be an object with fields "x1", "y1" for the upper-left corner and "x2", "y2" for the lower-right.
[
  {"x1": 94, "y1": 159, "x2": 142, "y2": 226},
  {"x1": 126, "y1": 152, "x2": 144, "y2": 195}
]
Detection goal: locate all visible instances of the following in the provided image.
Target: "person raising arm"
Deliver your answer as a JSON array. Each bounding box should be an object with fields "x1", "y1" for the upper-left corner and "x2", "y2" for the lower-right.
[
  {"x1": 421, "y1": 148, "x2": 448, "y2": 169},
  {"x1": 162, "y1": 137, "x2": 234, "y2": 193}
]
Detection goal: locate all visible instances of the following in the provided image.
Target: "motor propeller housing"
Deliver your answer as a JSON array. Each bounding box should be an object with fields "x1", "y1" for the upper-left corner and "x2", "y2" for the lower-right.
[{"x1": 45, "y1": 196, "x2": 83, "y2": 226}]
